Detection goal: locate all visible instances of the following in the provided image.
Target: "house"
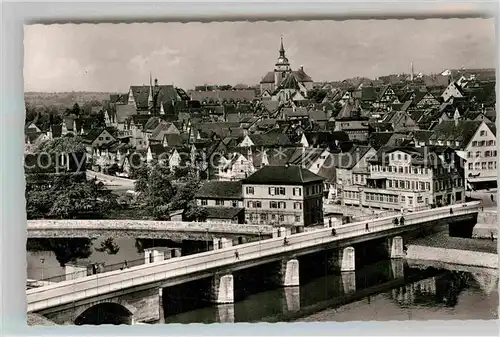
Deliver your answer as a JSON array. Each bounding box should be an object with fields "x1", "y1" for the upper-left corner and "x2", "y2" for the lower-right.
[
  {"x1": 204, "y1": 207, "x2": 245, "y2": 224},
  {"x1": 334, "y1": 146, "x2": 377, "y2": 206},
  {"x1": 218, "y1": 152, "x2": 255, "y2": 181},
  {"x1": 194, "y1": 180, "x2": 244, "y2": 208},
  {"x1": 429, "y1": 120, "x2": 497, "y2": 189},
  {"x1": 380, "y1": 110, "x2": 419, "y2": 132},
  {"x1": 82, "y1": 128, "x2": 116, "y2": 148},
  {"x1": 238, "y1": 132, "x2": 292, "y2": 148},
  {"x1": 363, "y1": 146, "x2": 465, "y2": 211},
  {"x1": 373, "y1": 85, "x2": 401, "y2": 111},
  {"x1": 441, "y1": 81, "x2": 465, "y2": 103},
  {"x1": 241, "y1": 165, "x2": 324, "y2": 228}
]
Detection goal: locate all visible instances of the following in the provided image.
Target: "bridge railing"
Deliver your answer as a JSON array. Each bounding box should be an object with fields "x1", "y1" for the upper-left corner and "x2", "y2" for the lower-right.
[{"x1": 26, "y1": 202, "x2": 480, "y2": 312}]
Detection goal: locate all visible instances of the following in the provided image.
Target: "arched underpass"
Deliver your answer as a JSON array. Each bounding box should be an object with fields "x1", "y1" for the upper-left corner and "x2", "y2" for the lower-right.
[{"x1": 74, "y1": 302, "x2": 134, "y2": 325}]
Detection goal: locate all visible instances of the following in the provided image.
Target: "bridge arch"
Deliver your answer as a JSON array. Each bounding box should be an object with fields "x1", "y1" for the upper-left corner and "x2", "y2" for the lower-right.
[{"x1": 74, "y1": 300, "x2": 137, "y2": 325}]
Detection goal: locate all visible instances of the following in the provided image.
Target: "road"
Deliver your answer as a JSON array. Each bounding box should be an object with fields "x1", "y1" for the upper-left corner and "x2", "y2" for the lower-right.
[{"x1": 86, "y1": 170, "x2": 136, "y2": 193}]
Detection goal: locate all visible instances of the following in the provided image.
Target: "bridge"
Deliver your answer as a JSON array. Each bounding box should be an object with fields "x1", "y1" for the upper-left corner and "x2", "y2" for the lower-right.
[
  {"x1": 27, "y1": 202, "x2": 480, "y2": 324},
  {"x1": 27, "y1": 219, "x2": 274, "y2": 241}
]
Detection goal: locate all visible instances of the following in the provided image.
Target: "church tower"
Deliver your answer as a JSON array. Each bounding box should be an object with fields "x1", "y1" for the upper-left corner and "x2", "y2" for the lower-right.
[{"x1": 274, "y1": 36, "x2": 291, "y2": 88}]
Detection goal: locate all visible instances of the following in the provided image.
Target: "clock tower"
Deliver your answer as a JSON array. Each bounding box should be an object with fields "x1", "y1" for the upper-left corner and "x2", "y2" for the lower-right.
[{"x1": 274, "y1": 36, "x2": 291, "y2": 88}]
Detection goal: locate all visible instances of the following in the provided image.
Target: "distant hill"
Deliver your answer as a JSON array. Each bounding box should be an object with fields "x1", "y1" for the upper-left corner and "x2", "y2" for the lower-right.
[{"x1": 24, "y1": 92, "x2": 118, "y2": 108}]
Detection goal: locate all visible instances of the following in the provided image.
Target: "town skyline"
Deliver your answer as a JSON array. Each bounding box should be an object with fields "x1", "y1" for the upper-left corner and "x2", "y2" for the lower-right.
[{"x1": 24, "y1": 18, "x2": 495, "y2": 92}]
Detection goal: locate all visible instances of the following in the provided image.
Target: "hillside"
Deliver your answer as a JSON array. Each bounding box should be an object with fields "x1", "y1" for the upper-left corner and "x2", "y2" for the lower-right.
[{"x1": 24, "y1": 92, "x2": 118, "y2": 108}]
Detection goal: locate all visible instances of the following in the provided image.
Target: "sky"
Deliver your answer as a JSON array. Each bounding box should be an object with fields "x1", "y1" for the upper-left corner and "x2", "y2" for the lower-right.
[{"x1": 24, "y1": 18, "x2": 495, "y2": 93}]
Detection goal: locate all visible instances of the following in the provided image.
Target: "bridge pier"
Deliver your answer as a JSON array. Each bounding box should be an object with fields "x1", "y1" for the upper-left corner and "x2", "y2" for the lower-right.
[
  {"x1": 281, "y1": 259, "x2": 300, "y2": 287},
  {"x1": 340, "y1": 247, "x2": 356, "y2": 272},
  {"x1": 389, "y1": 236, "x2": 405, "y2": 259},
  {"x1": 211, "y1": 274, "x2": 234, "y2": 304}
]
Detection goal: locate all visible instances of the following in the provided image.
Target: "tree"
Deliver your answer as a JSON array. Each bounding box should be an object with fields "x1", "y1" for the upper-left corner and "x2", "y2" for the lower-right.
[
  {"x1": 71, "y1": 102, "x2": 81, "y2": 116},
  {"x1": 134, "y1": 161, "x2": 176, "y2": 218},
  {"x1": 307, "y1": 88, "x2": 328, "y2": 103}
]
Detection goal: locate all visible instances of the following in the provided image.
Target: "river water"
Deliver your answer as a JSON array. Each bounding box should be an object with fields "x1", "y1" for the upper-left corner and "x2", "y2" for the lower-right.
[{"x1": 26, "y1": 238, "x2": 498, "y2": 323}]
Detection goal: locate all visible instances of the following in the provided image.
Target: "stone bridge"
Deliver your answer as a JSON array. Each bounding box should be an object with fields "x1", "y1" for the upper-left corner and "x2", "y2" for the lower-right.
[{"x1": 26, "y1": 202, "x2": 481, "y2": 325}]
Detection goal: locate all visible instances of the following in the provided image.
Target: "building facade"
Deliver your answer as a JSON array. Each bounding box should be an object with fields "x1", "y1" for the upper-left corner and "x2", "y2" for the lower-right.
[
  {"x1": 241, "y1": 165, "x2": 324, "y2": 227},
  {"x1": 362, "y1": 147, "x2": 465, "y2": 211}
]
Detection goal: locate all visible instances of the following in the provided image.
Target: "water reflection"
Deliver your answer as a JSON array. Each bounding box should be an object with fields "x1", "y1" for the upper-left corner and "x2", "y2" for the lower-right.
[{"x1": 162, "y1": 261, "x2": 498, "y2": 323}]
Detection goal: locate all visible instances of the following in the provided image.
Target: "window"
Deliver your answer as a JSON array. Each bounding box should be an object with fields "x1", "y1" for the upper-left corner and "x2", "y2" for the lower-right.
[
  {"x1": 201, "y1": 199, "x2": 207, "y2": 206},
  {"x1": 246, "y1": 186, "x2": 254, "y2": 194},
  {"x1": 247, "y1": 201, "x2": 253, "y2": 208},
  {"x1": 401, "y1": 196, "x2": 406, "y2": 202},
  {"x1": 216, "y1": 200, "x2": 224, "y2": 206},
  {"x1": 261, "y1": 214, "x2": 267, "y2": 221},
  {"x1": 425, "y1": 198, "x2": 429, "y2": 204},
  {"x1": 279, "y1": 215, "x2": 285, "y2": 222},
  {"x1": 398, "y1": 154, "x2": 401, "y2": 160},
  {"x1": 405, "y1": 181, "x2": 410, "y2": 189},
  {"x1": 475, "y1": 162, "x2": 480, "y2": 169},
  {"x1": 399, "y1": 180, "x2": 404, "y2": 188},
  {"x1": 472, "y1": 141, "x2": 478, "y2": 146},
  {"x1": 391, "y1": 154, "x2": 394, "y2": 160},
  {"x1": 419, "y1": 182, "x2": 425, "y2": 190},
  {"x1": 105, "y1": 137, "x2": 110, "y2": 140},
  {"x1": 479, "y1": 140, "x2": 485, "y2": 146},
  {"x1": 278, "y1": 187, "x2": 285, "y2": 195},
  {"x1": 482, "y1": 162, "x2": 487, "y2": 169},
  {"x1": 278, "y1": 201, "x2": 286, "y2": 209},
  {"x1": 295, "y1": 216, "x2": 301, "y2": 222},
  {"x1": 480, "y1": 130, "x2": 486, "y2": 136},
  {"x1": 408, "y1": 196, "x2": 413, "y2": 205},
  {"x1": 404, "y1": 167, "x2": 408, "y2": 174},
  {"x1": 467, "y1": 152, "x2": 472, "y2": 158},
  {"x1": 488, "y1": 162, "x2": 494, "y2": 169},
  {"x1": 388, "y1": 180, "x2": 392, "y2": 188},
  {"x1": 425, "y1": 182, "x2": 430, "y2": 190},
  {"x1": 417, "y1": 196, "x2": 423, "y2": 203},
  {"x1": 475, "y1": 151, "x2": 481, "y2": 157},
  {"x1": 232, "y1": 201, "x2": 238, "y2": 207},
  {"x1": 254, "y1": 201, "x2": 262, "y2": 208},
  {"x1": 293, "y1": 202, "x2": 302, "y2": 210},
  {"x1": 485, "y1": 151, "x2": 490, "y2": 157},
  {"x1": 270, "y1": 201, "x2": 278, "y2": 208},
  {"x1": 269, "y1": 187, "x2": 275, "y2": 195},
  {"x1": 98, "y1": 137, "x2": 103, "y2": 140},
  {"x1": 404, "y1": 154, "x2": 408, "y2": 160}
]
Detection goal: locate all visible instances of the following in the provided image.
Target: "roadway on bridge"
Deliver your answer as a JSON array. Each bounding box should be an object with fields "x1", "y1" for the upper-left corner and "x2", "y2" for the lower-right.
[{"x1": 27, "y1": 202, "x2": 480, "y2": 313}]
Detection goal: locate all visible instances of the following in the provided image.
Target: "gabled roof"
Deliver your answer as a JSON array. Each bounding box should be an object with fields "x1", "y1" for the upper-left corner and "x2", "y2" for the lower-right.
[
  {"x1": 428, "y1": 120, "x2": 489, "y2": 147},
  {"x1": 129, "y1": 85, "x2": 179, "y2": 110},
  {"x1": 195, "y1": 180, "x2": 243, "y2": 200},
  {"x1": 246, "y1": 132, "x2": 292, "y2": 147},
  {"x1": 368, "y1": 132, "x2": 395, "y2": 150},
  {"x1": 242, "y1": 165, "x2": 324, "y2": 185},
  {"x1": 83, "y1": 127, "x2": 114, "y2": 144}
]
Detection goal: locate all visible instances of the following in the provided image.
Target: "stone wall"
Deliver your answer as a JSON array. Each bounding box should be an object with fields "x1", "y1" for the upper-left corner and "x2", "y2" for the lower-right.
[
  {"x1": 406, "y1": 245, "x2": 498, "y2": 269},
  {"x1": 28, "y1": 219, "x2": 274, "y2": 239}
]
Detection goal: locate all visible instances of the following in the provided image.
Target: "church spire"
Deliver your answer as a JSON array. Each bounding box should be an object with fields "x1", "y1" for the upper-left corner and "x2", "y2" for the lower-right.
[
  {"x1": 148, "y1": 71, "x2": 153, "y2": 112},
  {"x1": 279, "y1": 35, "x2": 285, "y2": 57}
]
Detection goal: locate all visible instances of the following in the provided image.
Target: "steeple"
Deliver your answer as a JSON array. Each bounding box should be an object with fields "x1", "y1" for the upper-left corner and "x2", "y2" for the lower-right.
[
  {"x1": 279, "y1": 35, "x2": 285, "y2": 57},
  {"x1": 148, "y1": 71, "x2": 153, "y2": 113}
]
